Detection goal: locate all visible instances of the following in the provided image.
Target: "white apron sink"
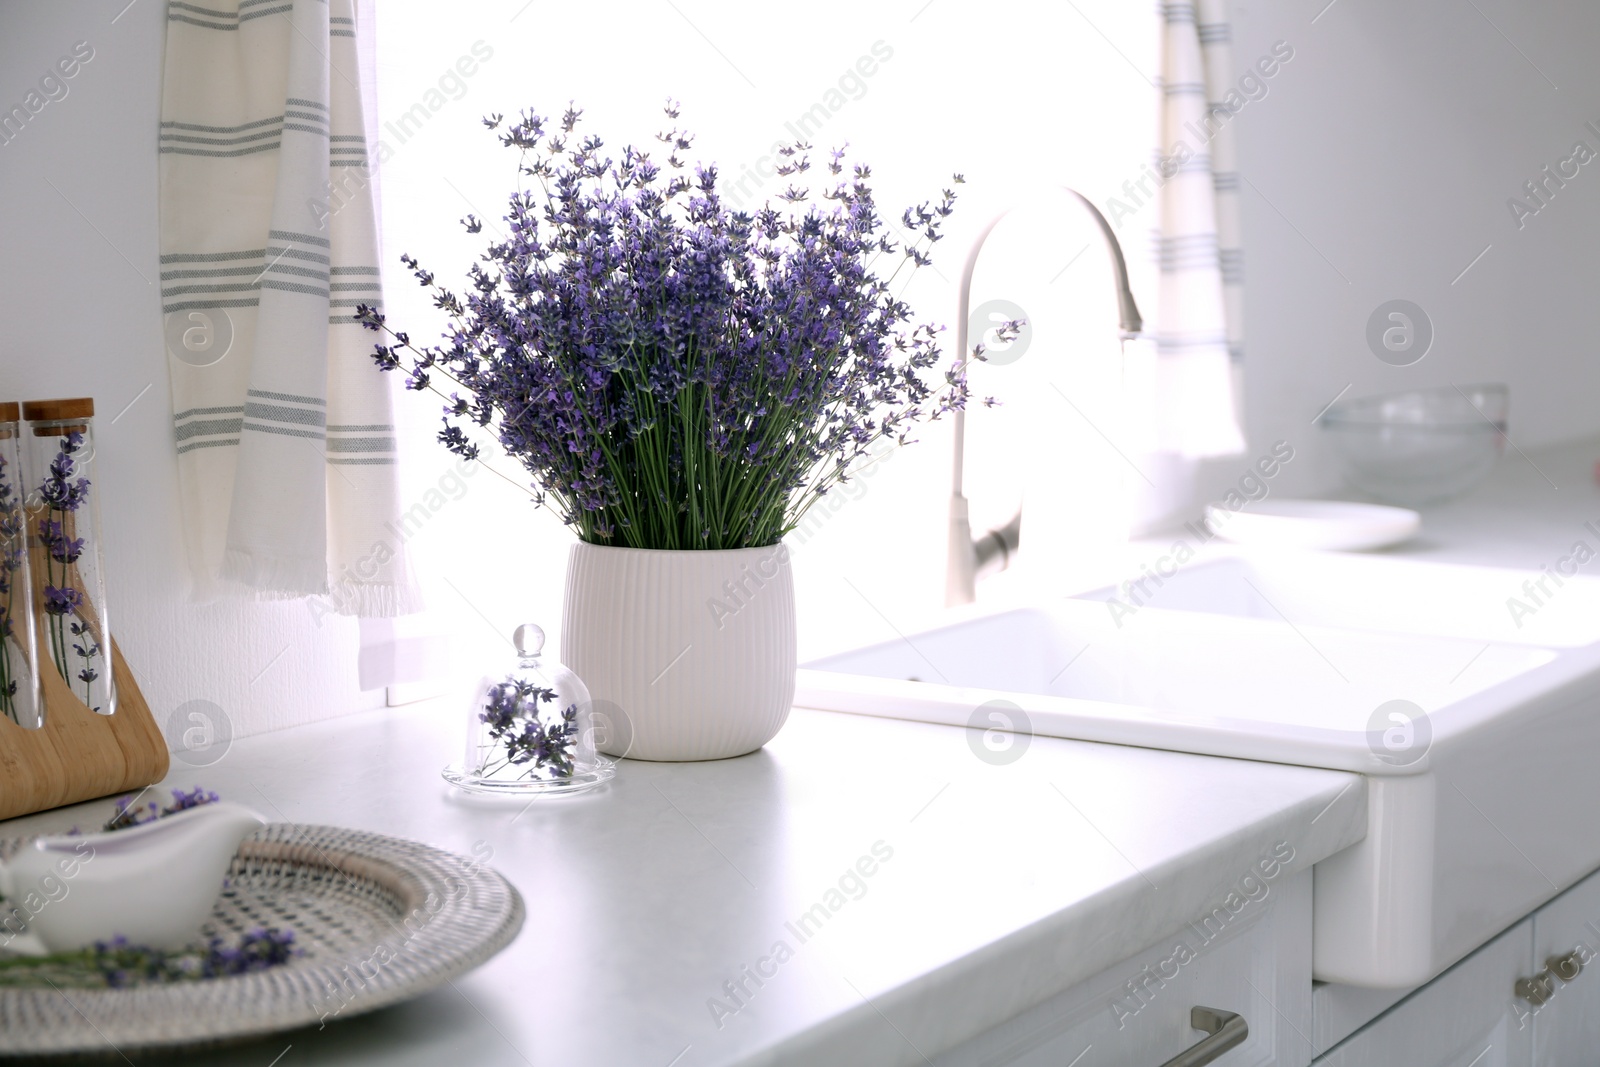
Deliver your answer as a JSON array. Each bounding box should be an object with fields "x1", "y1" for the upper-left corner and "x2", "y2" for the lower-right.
[
  {"x1": 1072, "y1": 549, "x2": 1600, "y2": 649},
  {"x1": 796, "y1": 551, "x2": 1600, "y2": 989}
]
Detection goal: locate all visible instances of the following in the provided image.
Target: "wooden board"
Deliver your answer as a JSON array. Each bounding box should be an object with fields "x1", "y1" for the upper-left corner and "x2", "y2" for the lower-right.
[{"x1": 0, "y1": 637, "x2": 169, "y2": 821}]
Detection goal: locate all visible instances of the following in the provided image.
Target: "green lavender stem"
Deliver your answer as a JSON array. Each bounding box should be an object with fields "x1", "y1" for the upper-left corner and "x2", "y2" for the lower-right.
[
  {"x1": 0, "y1": 949, "x2": 110, "y2": 989},
  {"x1": 45, "y1": 539, "x2": 67, "y2": 682},
  {"x1": 0, "y1": 637, "x2": 14, "y2": 725}
]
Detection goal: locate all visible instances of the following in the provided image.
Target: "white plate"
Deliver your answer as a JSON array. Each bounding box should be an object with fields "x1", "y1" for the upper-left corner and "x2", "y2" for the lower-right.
[{"x1": 1204, "y1": 499, "x2": 1420, "y2": 551}]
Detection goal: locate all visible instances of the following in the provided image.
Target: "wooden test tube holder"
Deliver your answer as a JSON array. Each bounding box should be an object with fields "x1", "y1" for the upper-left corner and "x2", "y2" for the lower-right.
[
  {"x1": 0, "y1": 637, "x2": 168, "y2": 822},
  {"x1": 0, "y1": 397, "x2": 168, "y2": 821}
]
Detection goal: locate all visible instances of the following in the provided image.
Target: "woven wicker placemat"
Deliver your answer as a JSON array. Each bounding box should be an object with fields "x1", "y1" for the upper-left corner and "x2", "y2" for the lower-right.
[{"x1": 0, "y1": 823, "x2": 525, "y2": 1057}]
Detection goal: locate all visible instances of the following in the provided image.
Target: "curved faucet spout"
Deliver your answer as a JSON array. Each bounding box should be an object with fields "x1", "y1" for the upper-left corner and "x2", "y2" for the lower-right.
[{"x1": 946, "y1": 187, "x2": 1143, "y2": 607}]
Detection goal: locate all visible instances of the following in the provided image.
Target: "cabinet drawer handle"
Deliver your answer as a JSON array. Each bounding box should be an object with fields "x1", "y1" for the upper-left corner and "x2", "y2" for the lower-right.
[
  {"x1": 1157, "y1": 1007, "x2": 1248, "y2": 1067},
  {"x1": 1516, "y1": 971, "x2": 1556, "y2": 1006},
  {"x1": 1548, "y1": 950, "x2": 1584, "y2": 982}
]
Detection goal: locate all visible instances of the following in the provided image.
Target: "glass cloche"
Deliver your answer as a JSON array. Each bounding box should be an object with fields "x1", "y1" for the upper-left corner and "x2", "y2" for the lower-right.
[{"x1": 443, "y1": 623, "x2": 613, "y2": 796}]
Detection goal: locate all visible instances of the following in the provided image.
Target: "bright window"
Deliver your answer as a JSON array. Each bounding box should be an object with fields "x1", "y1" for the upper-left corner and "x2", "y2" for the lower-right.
[{"x1": 373, "y1": 0, "x2": 1155, "y2": 657}]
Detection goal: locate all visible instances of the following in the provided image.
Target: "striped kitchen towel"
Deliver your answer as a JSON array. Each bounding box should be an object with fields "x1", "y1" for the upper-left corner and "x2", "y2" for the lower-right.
[
  {"x1": 1149, "y1": 0, "x2": 1246, "y2": 458},
  {"x1": 159, "y1": 0, "x2": 418, "y2": 614}
]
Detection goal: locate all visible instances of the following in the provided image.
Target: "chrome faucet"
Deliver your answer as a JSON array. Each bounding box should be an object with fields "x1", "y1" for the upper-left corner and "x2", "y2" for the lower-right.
[{"x1": 945, "y1": 188, "x2": 1144, "y2": 607}]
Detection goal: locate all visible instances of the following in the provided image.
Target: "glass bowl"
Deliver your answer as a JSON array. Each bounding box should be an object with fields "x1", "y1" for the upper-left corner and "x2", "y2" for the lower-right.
[{"x1": 1319, "y1": 384, "x2": 1507, "y2": 506}]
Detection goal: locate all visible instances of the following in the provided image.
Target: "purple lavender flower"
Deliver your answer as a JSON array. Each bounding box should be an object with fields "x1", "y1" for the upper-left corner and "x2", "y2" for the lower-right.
[
  {"x1": 42, "y1": 585, "x2": 83, "y2": 616},
  {"x1": 91, "y1": 936, "x2": 166, "y2": 988},
  {"x1": 38, "y1": 520, "x2": 83, "y2": 564},
  {"x1": 102, "y1": 796, "x2": 161, "y2": 832},
  {"x1": 38, "y1": 433, "x2": 90, "y2": 513},
  {"x1": 356, "y1": 102, "x2": 980, "y2": 551},
  {"x1": 478, "y1": 678, "x2": 576, "y2": 779},
  {"x1": 82, "y1": 927, "x2": 300, "y2": 988},
  {"x1": 201, "y1": 926, "x2": 299, "y2": 977},
  {"x1": 102, "y1": 786, "x2": 221, "y2": 832},
  {"x1": 166, "y1": 786, "x2": 221, "y2": 812}
]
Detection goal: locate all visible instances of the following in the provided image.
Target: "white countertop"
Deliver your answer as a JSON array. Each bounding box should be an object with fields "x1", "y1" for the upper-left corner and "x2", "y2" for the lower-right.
[
  {"x1": 1380, "y1": 434, "x2": 1600, "y2": 570},
  {"x1": 961, "y1": 433, "x2": 1600, "y2": 637},
  {"x1": 20, "y1": 436, "x2": 1592, "y2": 1062},
  {"x1": 5, "y1": 701, "x2": 1363, "y2": 1066}
]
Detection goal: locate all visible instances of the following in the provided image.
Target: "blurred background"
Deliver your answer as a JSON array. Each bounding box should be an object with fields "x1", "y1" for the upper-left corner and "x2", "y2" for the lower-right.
[{"x1": 2, "y1": 0, "x2": 1598, "y2": 739}]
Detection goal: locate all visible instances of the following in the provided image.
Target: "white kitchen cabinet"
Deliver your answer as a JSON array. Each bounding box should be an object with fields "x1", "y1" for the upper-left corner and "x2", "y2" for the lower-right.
[
  {"x1": 930, "y1": 858, "x2": 1600, "y2": 1067},
  {"x1": 1310, "y1": 980, "x2": 1410, "y2": 1056},
  {"x1": 1311, "y1": 862, "x2": 1600, "y2": 1066},
  {"x1": 936, "y1": 871, "x2": 1314, "y2": 1067},
  {"x1": 1309, "y1": 917, "x2": 1534, "y2": 1067},
  {"x1": 1530, "y1": 864, "x2": 1600, "y2": 1066}
]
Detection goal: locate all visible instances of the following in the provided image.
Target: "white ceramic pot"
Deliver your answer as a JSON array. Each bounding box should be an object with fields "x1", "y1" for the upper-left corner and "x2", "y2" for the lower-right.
[{"x1": 560, "y1": 542, "x2": 796, "y2": 761}]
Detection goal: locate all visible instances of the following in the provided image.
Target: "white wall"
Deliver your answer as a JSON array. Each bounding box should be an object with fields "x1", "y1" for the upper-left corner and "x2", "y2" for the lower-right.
[
  {"x1": 1218, "y1": 0, "x2": 1600, "y2": 502},
  {"x1": 0, "y1": 3, "x2": 379, "y2": 747}
]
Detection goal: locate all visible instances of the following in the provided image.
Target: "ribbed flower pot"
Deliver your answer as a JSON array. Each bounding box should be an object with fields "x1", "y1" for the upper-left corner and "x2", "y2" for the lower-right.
[{"x1": 560, "y1": 542, "x2": 796, "y2": 762}]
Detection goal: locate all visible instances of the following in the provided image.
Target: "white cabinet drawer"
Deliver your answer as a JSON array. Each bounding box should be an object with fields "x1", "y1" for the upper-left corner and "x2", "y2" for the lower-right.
[
  {"x1": 1312, "y1": 917, "x2": 1533, "y2": 1067},
  {"x1": 1531, "y1": 863, "x2": 1600, "y2": 1065},
  {"x1": 936, "y1": 870, "x2": 1313, "y2": 1067}
]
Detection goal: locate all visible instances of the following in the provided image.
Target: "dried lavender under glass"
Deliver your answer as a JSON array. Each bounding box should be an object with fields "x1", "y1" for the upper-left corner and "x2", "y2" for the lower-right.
[
  {"x1": 445, "y1": 622, "x2": 609, "y2": 796},
  {"x1": 475, "y1": 678, "x2": 578, "y2": 781}
]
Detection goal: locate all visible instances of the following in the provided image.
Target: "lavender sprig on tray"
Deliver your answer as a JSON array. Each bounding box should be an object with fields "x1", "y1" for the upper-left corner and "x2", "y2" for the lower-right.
[
  {"x1": 358, "y1": 100, "x2": 985, "y2": 550},
  {"x1": 0, "y1": 928, "x2": 301, "y2": 988},
  {"x1": 101, "y1": 786, "x2": 221, "y2": 833}
]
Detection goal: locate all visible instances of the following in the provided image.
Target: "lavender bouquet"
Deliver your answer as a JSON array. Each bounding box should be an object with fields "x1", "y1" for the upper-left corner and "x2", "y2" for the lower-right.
[{"x1": 358, "y1": 102, "x2": 991, "y2": 550}]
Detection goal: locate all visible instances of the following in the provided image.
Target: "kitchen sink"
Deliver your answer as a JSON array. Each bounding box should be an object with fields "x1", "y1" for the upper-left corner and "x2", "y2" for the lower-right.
[
  {"x1": 796, "y1": 550, "x2": 1600, "y2": 988},
  {"x1": 1071, "y1": 549, "x2": 1600, "y2": 648}
]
